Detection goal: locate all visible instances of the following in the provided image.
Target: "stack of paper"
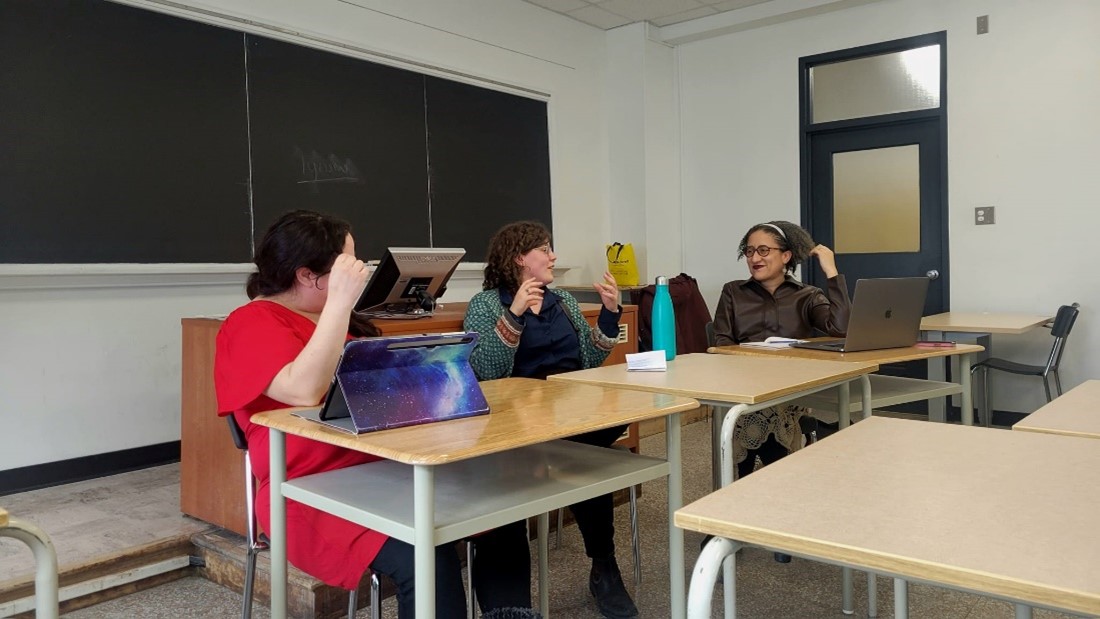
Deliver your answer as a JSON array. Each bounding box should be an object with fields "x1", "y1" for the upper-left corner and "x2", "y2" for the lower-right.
[
  {"x1": 739, "y1": 337, "x2": 807, "y2": 350},
  {"x1": 626, "y1": 350, "x2": 667, "y2": 371}
]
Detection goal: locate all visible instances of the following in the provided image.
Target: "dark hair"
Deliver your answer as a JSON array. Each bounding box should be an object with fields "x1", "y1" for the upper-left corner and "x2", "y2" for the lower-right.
[
  {"x1": 246, "y1": 210, "x2": 379, "y2": 337},
  {"x1": 737, "y1": 220, "x2": 816, "y2": 274},
  {"x1": 482, "y1": 221, "x2": 551, "y2": 292}
]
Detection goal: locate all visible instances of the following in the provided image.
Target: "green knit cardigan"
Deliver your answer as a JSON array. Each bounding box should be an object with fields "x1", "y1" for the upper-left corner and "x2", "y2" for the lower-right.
[{"x1": 463, "y1": 288, "x2": 619, "y2": 381}]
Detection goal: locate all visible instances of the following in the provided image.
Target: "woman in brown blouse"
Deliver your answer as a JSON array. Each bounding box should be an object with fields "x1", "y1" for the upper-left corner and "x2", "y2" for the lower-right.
[{"x1": 712, "y1": 220, "x2": 851, "y2": 480}]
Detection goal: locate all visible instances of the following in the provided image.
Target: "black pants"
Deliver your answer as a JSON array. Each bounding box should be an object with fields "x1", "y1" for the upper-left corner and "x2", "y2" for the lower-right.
[
  {"x1": 369, "y1": 520, "x2": 531, "y2": 618},
  {"x1": 736, "y1": 433, "x2": 789, "y2": 480},
  {"x1": 564, "y1": 423, "x2": 628, "y2": 560}
]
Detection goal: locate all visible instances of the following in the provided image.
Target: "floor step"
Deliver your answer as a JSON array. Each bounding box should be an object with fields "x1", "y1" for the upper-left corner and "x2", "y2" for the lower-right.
[
  {"x1": 0, "y1": 535, "x2": 194, "y2": 617},
  {"x1": 192, "y1": 528, "x2": 386, "y2": 619}
]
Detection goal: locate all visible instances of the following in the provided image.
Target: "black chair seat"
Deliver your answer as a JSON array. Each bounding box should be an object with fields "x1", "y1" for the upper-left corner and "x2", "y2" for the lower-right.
[{"x1": 975, "y1": 357, "x2": 1046, "y2": 376}]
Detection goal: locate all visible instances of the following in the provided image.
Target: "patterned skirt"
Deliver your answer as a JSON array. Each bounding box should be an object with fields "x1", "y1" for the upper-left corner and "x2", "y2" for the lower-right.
[{"x1": 732, "y1": 404, "x2": 812, "y2": 472}]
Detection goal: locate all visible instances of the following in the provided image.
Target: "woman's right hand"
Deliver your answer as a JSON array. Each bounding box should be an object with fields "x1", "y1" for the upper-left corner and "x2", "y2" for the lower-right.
[
  {"x1": 509, "y1": 277, "x2": 544, "y2": 316},
  {"x1": 325, "y1": 253, "x2": 370, "y2": 312}
]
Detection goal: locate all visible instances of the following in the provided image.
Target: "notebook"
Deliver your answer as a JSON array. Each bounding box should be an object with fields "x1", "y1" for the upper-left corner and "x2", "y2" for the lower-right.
[
  {"x1": 294, "y1": 332, "x2": 490, "y2": 434},
  {"x1": 790, "y1": 277, "x2": 929, "y2": 353}
]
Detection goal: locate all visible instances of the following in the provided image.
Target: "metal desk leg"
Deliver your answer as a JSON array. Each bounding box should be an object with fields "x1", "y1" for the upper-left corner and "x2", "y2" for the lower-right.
[
  {"x1": 860, "y1": 374, "x2": 873, "y2": 421},
  {"x1": 269, "y1": 428, "x2": 287, "y2": 619},
  {"x1": 1015, "y1": 603, "x2": 1033, "y2": 618},
  {"x1": 720, "y1": 404, "x2": 750, "y2": 488},
  {"x1": 686, "y1": 536, "x2": 738, "y2": 619},
  {"x1": 837, "y1": 381, "x2": 851, "y2": 429},
  {"x1": 668, "y1": 412, "x2": 686, "y2": 619},
  {"x1": 960, "y1": 352, "x2": 974, "y2": 426},
  {"x1": 923, "y1": 330, "x2": 948, "y2": 423},
  {"x1": 1, "y1": 520, "x2": 58, "y2": 619},
  {"x1": 711, "y1": 405, "x2": 730, "y2": 491},
  {"x1": 413, "y1": 465, "x2": 436, "y2": 619},
  {"x1": 894, "y1": 579, "x2": 909, "y2": 619},
  {"x1": 538, "y1": 513, "x2": 549, "y2": 617}
]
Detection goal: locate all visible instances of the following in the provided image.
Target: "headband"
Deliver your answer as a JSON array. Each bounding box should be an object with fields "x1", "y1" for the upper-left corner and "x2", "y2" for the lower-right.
[{"x1": 761, "y1": 223, "x2": 786, "y2": 239}]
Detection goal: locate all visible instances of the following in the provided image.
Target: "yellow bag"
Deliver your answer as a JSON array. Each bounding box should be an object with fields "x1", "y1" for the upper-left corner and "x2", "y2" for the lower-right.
[{"x1": 605, "y1": 242, "x2": 640, "y2": 286}]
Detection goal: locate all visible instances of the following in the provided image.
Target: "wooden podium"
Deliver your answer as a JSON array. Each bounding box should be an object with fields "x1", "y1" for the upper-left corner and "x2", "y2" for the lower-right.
[{"x1": 180, "y1": 302, "x2": 638, "y2": 536}]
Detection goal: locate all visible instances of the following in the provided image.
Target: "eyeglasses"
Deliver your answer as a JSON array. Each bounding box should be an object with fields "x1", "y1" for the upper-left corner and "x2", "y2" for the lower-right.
[
  {"x1": 742, "y1": 245, "x2": 783, "y2": 258},
  {"x1": 532, "y1": 243, "x2": 553, "y2": 255}
]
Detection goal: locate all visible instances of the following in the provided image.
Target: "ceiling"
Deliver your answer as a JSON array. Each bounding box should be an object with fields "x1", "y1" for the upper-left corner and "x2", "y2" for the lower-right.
[{"x1": 520, "y1": 0, "x2": 774, "y2": 29}]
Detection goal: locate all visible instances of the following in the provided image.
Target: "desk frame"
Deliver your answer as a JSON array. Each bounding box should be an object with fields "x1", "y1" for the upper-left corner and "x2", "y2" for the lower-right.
[{"x1": 257, "y1": 379, "x2": 696, "y2": 619}]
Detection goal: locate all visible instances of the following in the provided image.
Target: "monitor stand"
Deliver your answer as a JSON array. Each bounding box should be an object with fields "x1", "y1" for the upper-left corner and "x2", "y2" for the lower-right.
[{"x1": 359, "y1": 304, "x2": 433, "y2": 320}]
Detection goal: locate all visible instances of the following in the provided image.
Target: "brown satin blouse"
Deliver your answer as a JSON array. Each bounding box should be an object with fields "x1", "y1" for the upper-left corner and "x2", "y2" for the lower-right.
[{"x1": 712, "y1": 275, "x2": 851, "y2": 346}]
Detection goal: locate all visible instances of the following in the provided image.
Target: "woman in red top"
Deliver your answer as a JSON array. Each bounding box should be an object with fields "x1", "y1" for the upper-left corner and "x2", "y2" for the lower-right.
[{"x1": 215, "y1": 210, "x2": 533, "y2": 618}]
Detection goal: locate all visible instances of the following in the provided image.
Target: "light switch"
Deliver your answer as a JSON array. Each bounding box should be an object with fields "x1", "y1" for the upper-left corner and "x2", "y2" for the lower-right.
[{"x1": 975, "y1": 206, "x2": 995, "y2": 225}]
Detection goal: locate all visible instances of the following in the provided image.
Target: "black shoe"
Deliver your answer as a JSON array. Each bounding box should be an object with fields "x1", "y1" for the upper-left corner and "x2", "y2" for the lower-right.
[
  {"x1": 773, "y1": 552, "x2": 791, "y2": 563},
  {"x1": 589, "y1": 558, "x2": 639, "y2": 619}
]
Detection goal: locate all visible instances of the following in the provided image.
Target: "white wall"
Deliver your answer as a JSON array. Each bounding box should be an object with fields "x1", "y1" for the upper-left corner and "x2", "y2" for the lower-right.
[
  {"x1": 0, "y1": 0, "x2": 612, "y2": 470},
  {"x1": 677, "y1": 0, "x2": 1100, "y2": 414}
]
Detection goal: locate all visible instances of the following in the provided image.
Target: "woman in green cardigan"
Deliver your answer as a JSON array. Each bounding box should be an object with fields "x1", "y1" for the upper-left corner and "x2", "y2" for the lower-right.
[{"x1": 463, "y1": 221, "x2": 636, "y2": 619}]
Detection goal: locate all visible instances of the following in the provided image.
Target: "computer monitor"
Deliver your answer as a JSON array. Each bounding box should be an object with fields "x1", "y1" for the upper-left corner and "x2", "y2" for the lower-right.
[{"x1": 355, "y1": 247, "x2": 465, "y2": 318}]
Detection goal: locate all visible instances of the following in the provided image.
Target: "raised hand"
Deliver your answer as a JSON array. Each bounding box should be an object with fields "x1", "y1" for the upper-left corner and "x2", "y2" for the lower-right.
[
  {"x1": 510, "y1": 277, "x2": 545, "y2": 316},
  {"x1": 325, "y1": 253, "x2": 370, "y2": 312},
  {"x1": 594, "y1": 271, "x2": 620, "y2": 312},
  {"x1": 808, "y1": 244, "x2": 838, "y2": 278}
]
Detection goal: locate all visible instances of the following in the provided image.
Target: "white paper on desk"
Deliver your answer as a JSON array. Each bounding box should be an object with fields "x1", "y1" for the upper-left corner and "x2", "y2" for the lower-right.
[
  {"x1": 626, "y1": 350, "x2": 667, "y2": 371},
  {"x1": 739, "y1": 337, "x2": 807, "y2": 350}
]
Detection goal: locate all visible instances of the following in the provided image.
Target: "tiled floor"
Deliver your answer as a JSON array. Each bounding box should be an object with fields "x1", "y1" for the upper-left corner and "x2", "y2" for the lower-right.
[{"x1": 3, "y1": 420, "x2": 1081, "y2": 618}]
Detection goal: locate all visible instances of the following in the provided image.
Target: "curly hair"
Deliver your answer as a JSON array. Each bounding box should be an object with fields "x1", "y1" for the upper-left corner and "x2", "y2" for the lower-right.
[
  {"x1": 482, "y1": 221, "x2": 551, "y2": 292},
  {"x1": 737, "y1": 220, "x2": 816, "y2": 274}
]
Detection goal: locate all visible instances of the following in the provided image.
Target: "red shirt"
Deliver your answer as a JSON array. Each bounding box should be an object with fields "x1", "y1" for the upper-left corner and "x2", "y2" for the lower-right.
[{"x1": 214, "y1": 300, "x2": 386, "y2": 589}]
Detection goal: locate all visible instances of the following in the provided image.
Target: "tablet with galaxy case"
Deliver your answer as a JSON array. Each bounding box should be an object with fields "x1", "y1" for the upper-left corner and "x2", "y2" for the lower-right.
[{"x1": 294, "y1": 332, "x2": 489, "y2": 434}]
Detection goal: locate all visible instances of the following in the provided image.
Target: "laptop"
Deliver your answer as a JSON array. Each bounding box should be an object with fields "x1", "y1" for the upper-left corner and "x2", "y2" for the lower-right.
[
  {"x1": 294, "y1": 332, "x2": 490, "y2": 434},
  {"x1": 790, "y1": 277, "x2": 929, "y2": 353}
]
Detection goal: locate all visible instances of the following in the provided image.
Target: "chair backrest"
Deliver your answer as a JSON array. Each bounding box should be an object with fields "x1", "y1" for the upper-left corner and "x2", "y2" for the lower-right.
[
  {"x1": 226, "y1": 415, "x2": 248, "y2": 451},
  {"x1": 1046, "y1": 303, "x2": 1080, "y2": 372}
]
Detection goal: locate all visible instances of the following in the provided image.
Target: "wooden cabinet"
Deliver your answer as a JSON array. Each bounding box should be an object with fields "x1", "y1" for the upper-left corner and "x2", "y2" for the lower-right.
[{"x1": 180, "y1": 302, "x2": 638, "y2": 535}]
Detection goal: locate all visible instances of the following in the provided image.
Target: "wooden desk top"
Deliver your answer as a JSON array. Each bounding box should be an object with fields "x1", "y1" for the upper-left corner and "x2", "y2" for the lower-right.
[
  {"x1": 708, "y1": 342, "x2": 983, "y2": 365},
  {"x1": 1013, "y1": 380, "x2": 1100, "y2": 440},
  {"x1": 547, "y1": 353, "x2": 877, "y2": 405},
  {"x1": 184, "y1": 301, "x2": 631, "y2": 335},
  {"x1": 675, "y1": 417, "x2": 1100, "y2": 615},
  {"x1": 252, "y1": 378, "x2": 697, "y2": 465},
  {"x1": 920, "y1": 312, "x2": 1052, "y2": 334}
]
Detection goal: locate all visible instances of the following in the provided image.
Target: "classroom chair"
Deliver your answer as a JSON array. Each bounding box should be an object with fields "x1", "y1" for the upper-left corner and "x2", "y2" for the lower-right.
[
  {"x1": 226, "y1": 416, "x2": 379, "y2": 619},
  {"x1": 970, "y1": 303, "x2": 1080, "y2": 427}
]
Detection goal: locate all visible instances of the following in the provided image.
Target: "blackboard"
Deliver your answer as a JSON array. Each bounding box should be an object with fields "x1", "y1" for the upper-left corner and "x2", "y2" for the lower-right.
[{"x1": 0, "y1": 0, "x2": 551, "y2": 264}]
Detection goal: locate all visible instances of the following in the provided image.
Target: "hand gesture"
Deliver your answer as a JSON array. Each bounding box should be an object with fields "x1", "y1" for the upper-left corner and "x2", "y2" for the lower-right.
[
  {"x1": 510, "y1": 277, "x2": 544, "y2": 316},
  {"x1": 325, "y1": 253, "x2": 370, "y2": 312},
  {"x1": 808, "y1": 244, "x2": 838, "y2": 278},
  {"x1": 594, "y1": 271, "x2": 620, "y2": 312}
]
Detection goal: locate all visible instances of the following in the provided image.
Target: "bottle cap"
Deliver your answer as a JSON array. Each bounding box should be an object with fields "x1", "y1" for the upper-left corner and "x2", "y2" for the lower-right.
[{"x1": 656, "y1": 275, "x2": 668, "y2": 285}]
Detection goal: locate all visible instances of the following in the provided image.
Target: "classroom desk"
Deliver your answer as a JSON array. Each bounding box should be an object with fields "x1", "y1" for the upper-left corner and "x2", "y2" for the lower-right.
[
  {"x1": 180, "y1": 302, "x2": 638, "y2": 538},
  {"x1": 252, "y1": 378, "x2": 698, "y2": 619},
  {"x1": 920, "y1": 312, "x2": 1052, "y2": 423},
  {"x1": 676, "y1": 417, "x2": 1100, "y2": 619},
  {"x1": 548, "y1": 353, "x2": 879, "y2": 616},
  {"x1": 1013, "y1": 379, "x2": 1100, "y2": 439},
  {"x1": 0, "y1": 507, "x2": 58, "y2": 619},
  {"x1": 709, "y1": 343, "x2": 984, "y2": 427}
]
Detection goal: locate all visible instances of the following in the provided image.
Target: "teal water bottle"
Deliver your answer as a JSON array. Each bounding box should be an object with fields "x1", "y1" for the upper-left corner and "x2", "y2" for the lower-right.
[{"x1": 651, "y1": 275, "x2": 676, "y2": 361}]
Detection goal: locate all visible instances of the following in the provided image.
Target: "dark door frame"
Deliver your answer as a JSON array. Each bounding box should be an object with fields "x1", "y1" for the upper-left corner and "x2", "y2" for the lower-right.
[{"x1": 798, "y1": 31, "x2": 950, "y2": 308}]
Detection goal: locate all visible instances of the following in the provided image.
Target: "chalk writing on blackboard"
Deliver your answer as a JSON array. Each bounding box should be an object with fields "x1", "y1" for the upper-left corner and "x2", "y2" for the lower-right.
[{"x1": 294, "y1": 146, "x2": 363, "y2": 188}]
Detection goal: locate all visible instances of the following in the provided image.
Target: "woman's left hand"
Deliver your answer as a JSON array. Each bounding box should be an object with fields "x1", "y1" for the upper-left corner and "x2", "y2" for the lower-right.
[
  {"x1": 809, "y1": 244, "x2": 839, "y2": 278},
  {"x1": 594, "y1": 271, "x2": 620, "y2": 312}
]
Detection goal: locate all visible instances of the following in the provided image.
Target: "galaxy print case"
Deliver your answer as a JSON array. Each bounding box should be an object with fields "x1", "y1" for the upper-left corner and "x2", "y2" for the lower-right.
[{"x1": 295, "y1": 332, "x2": 490, "y2": 434}]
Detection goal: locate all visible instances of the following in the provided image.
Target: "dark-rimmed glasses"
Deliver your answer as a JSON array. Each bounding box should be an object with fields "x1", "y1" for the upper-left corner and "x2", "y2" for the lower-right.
[{"x1": 742, "y1": 245, "x2": 782, "y2": 258}]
